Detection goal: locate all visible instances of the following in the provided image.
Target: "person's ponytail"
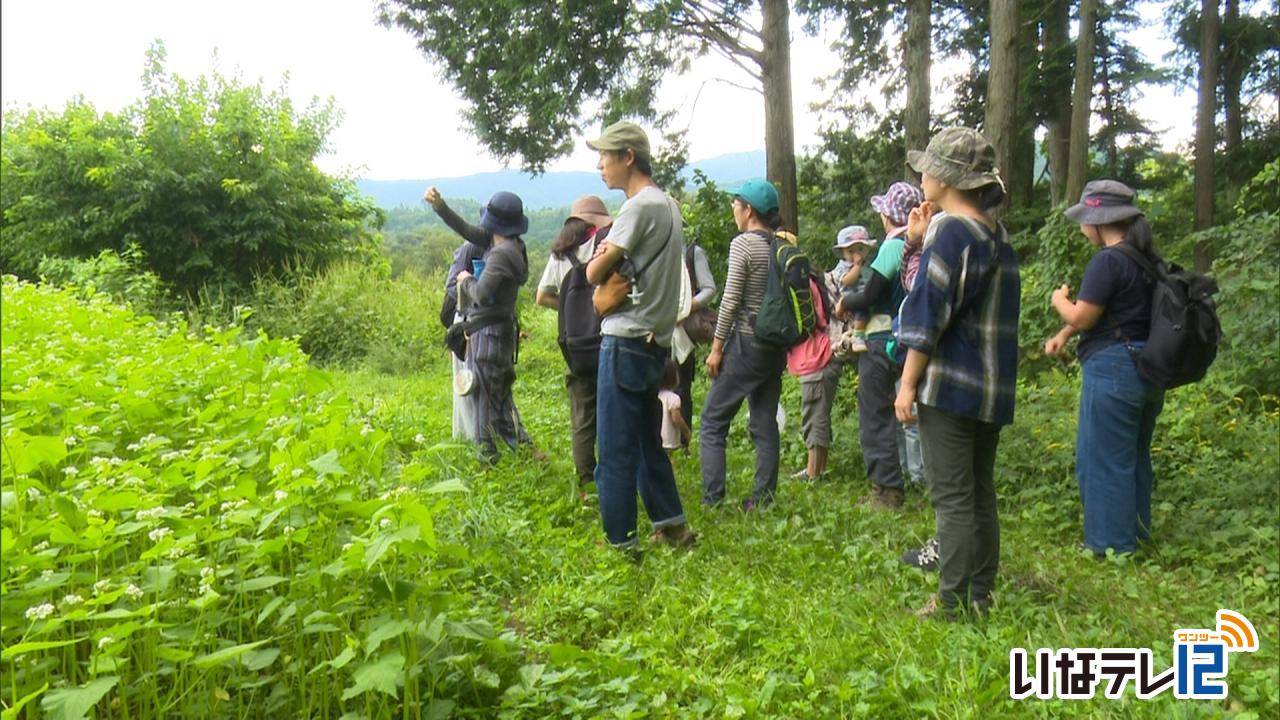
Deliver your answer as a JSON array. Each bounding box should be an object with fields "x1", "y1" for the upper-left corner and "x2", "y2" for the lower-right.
[{"x1": 1123, "y1": 215, "x2": 1156, "y2": 258}]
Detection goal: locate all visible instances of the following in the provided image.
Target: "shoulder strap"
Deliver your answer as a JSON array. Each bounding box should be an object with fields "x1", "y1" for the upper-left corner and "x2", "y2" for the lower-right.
[{"x1": 1111, "y1": 242, "x2": 1162, "y2": 282}]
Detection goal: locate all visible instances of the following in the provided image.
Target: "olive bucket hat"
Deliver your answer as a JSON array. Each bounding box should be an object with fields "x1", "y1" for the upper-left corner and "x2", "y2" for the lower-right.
[
  {"x1": 1064, "y1": 179, "x2": 1144, "y2": 226},
  {"x1": 906, "y1": 127, "x2": 1004, "y2": 190}
]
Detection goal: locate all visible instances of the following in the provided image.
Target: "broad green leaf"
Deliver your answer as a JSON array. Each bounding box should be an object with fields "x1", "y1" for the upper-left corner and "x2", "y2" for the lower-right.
[
  {"x1": 40, "y1": 676, "x2": 118, "y2": 720},
  {"x1": 1, "y1": 681, "x2": 47, "y2": 720},
  {"x1": 91, "y1": 490, "x2": 143, "y2": 513},
  {"x1": 15, "y1": 435, "x2": 67, "y2": 473},
  {"x1": 425, "y1": 478, "x2": 468, "y2": 494},
  {"x1": 153, "y1": 646, "x2": 194, "y2": 663},
  {"x1": 241, "y1": 647, "x2": 280, "y2": 671},
  {"x1": 308, "y1": 450, "x2": 347, "y2": 478},
  {"x1": 341, "y1": 652, "x2": 404, "y2": 700},
  {"x1": 256, "y1": 595, "x2": 286, "y2": 626},
  {"x1": 193, "y1": 639, "x2": 270, "y2": 669},
  {"x1": 2, "y1": 637, "x2": 85, "y2": 660},
  {"x1": 236, "y1": 575, "x2": 287, "y2": 592},
  {"x1": 364, "y1": 525, "x2": 420, "y2": 569},
  {"x1": 363, "y1": 619, "x2": 411, "y2": 656}
]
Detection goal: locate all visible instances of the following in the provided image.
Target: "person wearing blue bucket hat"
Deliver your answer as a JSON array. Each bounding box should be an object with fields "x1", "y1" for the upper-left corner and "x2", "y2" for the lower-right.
[{"x1": 425, "y1": 185, "x2": 539, "y2": 462}]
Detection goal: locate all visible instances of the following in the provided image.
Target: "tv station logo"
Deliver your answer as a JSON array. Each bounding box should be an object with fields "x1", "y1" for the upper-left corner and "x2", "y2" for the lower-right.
[{"x1": 1010, "y1": 609, "x2": 1259, "y2": 700}]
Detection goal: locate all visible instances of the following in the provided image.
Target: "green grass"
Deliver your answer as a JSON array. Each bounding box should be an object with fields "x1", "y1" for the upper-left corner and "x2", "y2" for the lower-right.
[{"x1": 3, "y1": 279, "x2": 1277, "y2": 718}]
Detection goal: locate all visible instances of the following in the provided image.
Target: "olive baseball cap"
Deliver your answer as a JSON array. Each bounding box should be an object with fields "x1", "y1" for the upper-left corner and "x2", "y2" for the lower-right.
[
  {"x1": 725, "y1": 178, "x2": 780, "y2": 215},
  {"x1": 586, "y1": 121, "x2": 651, "y2": 163},
  {"x1": 906, "y1": 127, "x2": 1003, "y2": 190}
]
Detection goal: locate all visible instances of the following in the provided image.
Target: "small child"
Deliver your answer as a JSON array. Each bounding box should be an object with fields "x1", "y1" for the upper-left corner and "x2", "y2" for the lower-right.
[
  {"x1": 659, "y1": 359, "x2": 692, "y2": 454},
  {"x1": 831, "y1": 225, "x2": 878, "y2": 354}
]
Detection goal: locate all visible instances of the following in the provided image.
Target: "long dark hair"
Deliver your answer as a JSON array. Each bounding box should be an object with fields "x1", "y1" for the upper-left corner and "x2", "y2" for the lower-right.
[
  {"x1": 552, "y1": 217, "x2": 591, "y2": 259},
  {"x1": 1116, "y1": 215, "x2": 1156, "y2": 257},
  {"x1": 958, "y1": 182, "x2": 1006, "y2": 211}
]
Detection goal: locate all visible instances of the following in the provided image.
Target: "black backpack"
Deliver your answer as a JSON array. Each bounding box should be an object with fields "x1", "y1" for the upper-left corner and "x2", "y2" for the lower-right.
[
  {"x1": 752, "y1": 231, "x2": 819, "y2": 348},
  {"x1": 1113, "y1": 243, "x2": 1221, "y2": 389},
  {"x1": 557, "y1": 226, "x2": 610, "y2": 377}
]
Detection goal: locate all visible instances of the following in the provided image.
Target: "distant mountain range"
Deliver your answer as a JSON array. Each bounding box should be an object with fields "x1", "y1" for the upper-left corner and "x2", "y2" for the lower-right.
[{"x1": 356, "y1": 150, "x2": 766, "y2": 210}]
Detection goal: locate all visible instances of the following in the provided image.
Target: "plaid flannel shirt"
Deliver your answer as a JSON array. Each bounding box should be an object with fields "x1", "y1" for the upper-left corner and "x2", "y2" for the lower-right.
[{"x1": 898, "y1": 215, "x2": 1020, "y2": 425}]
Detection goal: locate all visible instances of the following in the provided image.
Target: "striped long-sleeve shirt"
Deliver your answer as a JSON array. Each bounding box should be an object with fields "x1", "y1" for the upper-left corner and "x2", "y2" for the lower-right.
[
  {"x1": 897, "y1": 215, "x2": 1020, "y2": 426},
  {"x1": 714, "y1": 230, "x2": 774, "y2": 340}
]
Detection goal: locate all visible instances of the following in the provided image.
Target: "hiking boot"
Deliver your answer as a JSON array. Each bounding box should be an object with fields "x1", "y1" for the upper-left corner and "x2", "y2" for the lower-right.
[
  {"x1": 789, "y1": 467, "x2": 811, "y2": 480},
  {"x1": 969, "y1": 594, "x2": 993, "y2": 618},
  {"x1": 914, "y1": 593, "x2": 957, "y2": 622},
  {"x1": 868, "y1": 485, "x2": 904, "y2": 511},
  {"x1": 900, "y1": 537, "x2": 940, "y2": 571},
  {"x1": 650, "y1": 523, "x2": 697, "y2": 548}
]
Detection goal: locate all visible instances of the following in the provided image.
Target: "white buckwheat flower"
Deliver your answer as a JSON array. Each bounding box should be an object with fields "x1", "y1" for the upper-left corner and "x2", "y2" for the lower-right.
[
  {"x1": 62, "y1": 466, "x2": 79, "y2": 477},
  {"x1": 25, "y1": 603, "x2": 55, "y2": 620},
  {"x1": 147, "y1": 526, "x2": 172, "y2": 543},
  {"x1": 125, "y1": 584, "x2": 144, "y2": 600},
  {"x1": 64, "y1": 435, "x2": 78, "y2": 447},
  {"x1": 291, "y1": 468, "x2": 303, "y2": 479},
  {"x1": 93, "y1": 579, "x2": 111, "y2": 595},
  {"x1": 414, "y1": 433, "x2": 426, "y2": 445},
  {"x1": 273, "y1": 490, "x2": 288, "y2": 502},
  {"x1": 62, "y1": 593, "x2": 84, "y2": 606},
  {"x1": 98, "y1": 636, "x2": 114, "y2": 649},
  {"x1": 379, "y1": 518, "x2": 393, "y2": 529}
]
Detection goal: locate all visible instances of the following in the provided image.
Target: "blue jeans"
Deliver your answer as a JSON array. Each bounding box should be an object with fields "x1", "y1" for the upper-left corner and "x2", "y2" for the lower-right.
[
  {"x1": 595, "y1": 335, "x2": 688, "y2": 547},
  {"x1": 1078, "y1": 343, "x2": 1165, "y2": 554}
]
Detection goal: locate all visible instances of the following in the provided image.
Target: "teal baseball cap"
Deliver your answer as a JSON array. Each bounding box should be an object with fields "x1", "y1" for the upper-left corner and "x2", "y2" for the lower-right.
[{"x1": 726, "y1": 178, "x2": 780, "y2": 215}]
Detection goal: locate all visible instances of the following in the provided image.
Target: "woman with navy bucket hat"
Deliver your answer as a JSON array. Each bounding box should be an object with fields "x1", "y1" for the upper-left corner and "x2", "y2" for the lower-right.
[
  {"x1": 1045, "y1": 179, "x2": 1165, "y2": 557},
  {"x1": 427, "y1": 187, "x2": 538, "y2": 460}
]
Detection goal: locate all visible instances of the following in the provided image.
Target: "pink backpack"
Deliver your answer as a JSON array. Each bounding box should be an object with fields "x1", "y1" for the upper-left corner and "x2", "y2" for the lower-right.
[{"x1": 786, "y1": 277, "x2": 832, "y2": 376}]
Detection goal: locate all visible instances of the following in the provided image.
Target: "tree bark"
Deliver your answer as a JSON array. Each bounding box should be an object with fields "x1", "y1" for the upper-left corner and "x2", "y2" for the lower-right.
[
  {"x1": 983, "y1": 0, "x2": 1021, "y2": 217},
  {"x1": 1222, "y1": 0, "x2": 1242, "y2": 157},
  {"x1": 903, "y1": 0, "x2": 932, "y2": 179},
  {"x1": 761, "y1": 0, "x2": 799, "y2": 233},
  {"x1": 1193, "y1": 0, "x2": 1220, "y2": 271},
  {"x1": 1009, "y1": 9, "x2": 1039, "y2": 212},
  {"x1": 1043, "y1": 0, "x2": 1072, "y2": 205},
  {"x1": 1065, "y1": 0, "x2": 1098, "y2": 206}
]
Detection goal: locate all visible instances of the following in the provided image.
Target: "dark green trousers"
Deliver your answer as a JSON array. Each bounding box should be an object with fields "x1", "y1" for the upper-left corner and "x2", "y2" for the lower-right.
[{"x1": 918, "y1": 404, "x2": 1002, "y2": 610}]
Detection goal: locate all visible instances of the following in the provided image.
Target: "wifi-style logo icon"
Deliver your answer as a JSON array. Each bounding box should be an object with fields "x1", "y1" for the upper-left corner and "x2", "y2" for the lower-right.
[{"x1": 1216, "y1": 609, "x2": 1259, "y2": 652}]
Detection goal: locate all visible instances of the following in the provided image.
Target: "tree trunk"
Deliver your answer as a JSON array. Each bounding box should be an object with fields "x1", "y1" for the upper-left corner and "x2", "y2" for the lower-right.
[
  {"x1": 1222, "y1": 0, "x2": 1242, "y2": 157},
  {"x1": 983, "y1": 0, "x2": 1021, "y2": 217},
  {"x1": 1193, "y1": 0, "x2": 1220, "y2": 271},
  {"x1": 1009, "y1": 10, "x2": 1039, "y2": 212},
  {"x1": 903, "y1": 0, "x2": 932, "y2": 179},
  {"x1": 1044, "y1": 0, "x2": 1073, "y2": 205},
  {"x1": 761, "y1": 0, "x2": 799, "y2": 234},
  {"x1": 1065, "y1": 0, "x2": 1098, "y2": 207}
]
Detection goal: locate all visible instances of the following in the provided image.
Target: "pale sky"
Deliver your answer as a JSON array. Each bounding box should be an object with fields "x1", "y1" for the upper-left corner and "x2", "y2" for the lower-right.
[{"x1": 1, "y1": 0, "x2": 1195, "y2": 181}]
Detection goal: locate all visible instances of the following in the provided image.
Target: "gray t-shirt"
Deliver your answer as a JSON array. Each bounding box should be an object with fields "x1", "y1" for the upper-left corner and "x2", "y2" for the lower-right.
[{"x1": 601, "y1": 186, "x2": 684, "y2": 346}]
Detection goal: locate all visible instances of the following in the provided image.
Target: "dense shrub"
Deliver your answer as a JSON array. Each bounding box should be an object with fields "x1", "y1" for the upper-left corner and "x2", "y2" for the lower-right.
[
  {"x1": 251, "y1": 261, "x2": 442, "y2": 373},
  {"x1": 36, "y1": 244, "x2": 169, "y2": 315},
  {"x1": 0, "y1": 43, "x2": 382, "y2": 297}
]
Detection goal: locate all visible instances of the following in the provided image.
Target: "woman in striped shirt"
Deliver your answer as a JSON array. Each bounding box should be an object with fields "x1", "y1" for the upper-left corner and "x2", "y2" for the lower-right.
[{"x1": 699, "y1": 179, "x2": 789, "y2": 512}]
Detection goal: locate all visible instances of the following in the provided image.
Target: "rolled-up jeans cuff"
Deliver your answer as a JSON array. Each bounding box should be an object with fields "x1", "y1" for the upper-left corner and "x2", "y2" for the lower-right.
[
  {"x1": 651, "y1": 514, "x2": 687, "y2": 530},
  {"x1": 611, "y1": 538, "x2": 640, "y2": 550}
]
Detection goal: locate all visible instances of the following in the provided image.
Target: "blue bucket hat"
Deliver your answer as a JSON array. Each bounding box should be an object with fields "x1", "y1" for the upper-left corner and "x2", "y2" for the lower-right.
[
  {"x1": 479, "y1": 191, "x2": 529, "y2": 237},
  {"x1": 726, "y1": 178, "x2": 780, "y2": 216}
]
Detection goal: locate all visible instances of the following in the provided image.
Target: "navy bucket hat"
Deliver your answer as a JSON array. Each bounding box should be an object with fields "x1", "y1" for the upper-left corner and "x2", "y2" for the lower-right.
[{"x1": 479, "y1": 191, "x2": 529, "y2": 237}]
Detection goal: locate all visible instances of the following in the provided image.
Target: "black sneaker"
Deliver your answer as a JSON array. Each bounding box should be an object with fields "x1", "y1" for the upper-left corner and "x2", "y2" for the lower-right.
[{"x1": 900, "y1": 537, "x2": 940, "y2": 571}]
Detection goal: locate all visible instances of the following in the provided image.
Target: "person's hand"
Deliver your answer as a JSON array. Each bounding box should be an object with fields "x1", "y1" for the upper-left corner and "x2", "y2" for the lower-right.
[
  {"x1": 834, "y1": 297, "x2": 846, "y2": 319},
  {"x1": 850, "y1": 252, "x2": 865, "y2": 268},
  {"x1": 456, "y1": 270, "x2": 472, "y2": 284},
  {"x1": 895, "y1": 382, "x2": 918, "y2": 425},
  {"x1": 1051, "y1": 284, "x2": 1071, "y2": 305},
  {"x1": 906, "y1": 201, "x2": 936, "y2": 244},
  {"x1": 1044, "y1": 335, "x2": 1067, "y2": 357},
  {"x1": 423, "y1": 186, "x2": 444, "y2": 210},
  {"x1": 705, "y1": 348, "x2": 724, "y2": 379},
  {"x1": 591, "y1": 240, "x2": 611, "y2": 261}
]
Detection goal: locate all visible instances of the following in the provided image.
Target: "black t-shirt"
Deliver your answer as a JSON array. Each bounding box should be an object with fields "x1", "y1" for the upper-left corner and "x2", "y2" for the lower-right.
[{"x1": 1076, "y1": 245, "x2": 1152, "y2": 361}]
